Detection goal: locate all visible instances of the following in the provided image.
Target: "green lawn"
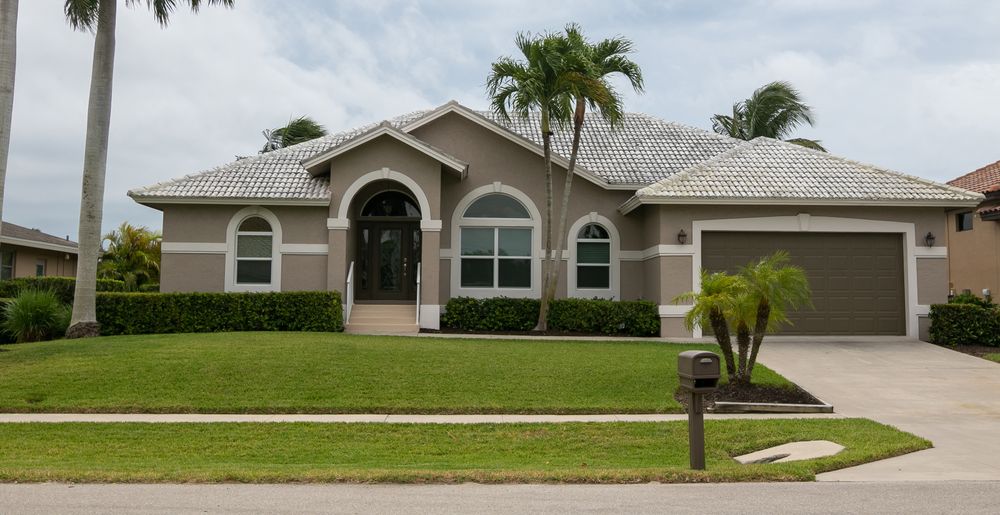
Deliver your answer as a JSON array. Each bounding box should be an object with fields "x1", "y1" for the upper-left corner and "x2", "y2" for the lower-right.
[
  {"x1": 985, "y1": 353, "x2": 1000, "y2": 364},
  {"x1": 0, "y1": 419, "x2": 929, "y2": 483},
  {"x1": 0, "y1": 332, "x2": 790, "y2": 414}
]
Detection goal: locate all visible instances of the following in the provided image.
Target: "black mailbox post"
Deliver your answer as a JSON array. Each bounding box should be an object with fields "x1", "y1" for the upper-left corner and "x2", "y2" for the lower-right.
[{"x1": 677, "y1": 350, "x2": 721, "y2": 470}]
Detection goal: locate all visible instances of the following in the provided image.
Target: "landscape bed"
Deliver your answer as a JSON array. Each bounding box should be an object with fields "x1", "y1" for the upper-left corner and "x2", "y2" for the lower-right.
[
  {"x1": 0, "y1": 332, "x2": 797, "y2": 414},
  {"x1": 0, "y1": 419, "x2": 929, "y2": 483}
]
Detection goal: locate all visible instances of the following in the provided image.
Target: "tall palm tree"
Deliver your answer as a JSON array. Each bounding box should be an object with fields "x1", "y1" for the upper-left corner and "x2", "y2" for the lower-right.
[
  {"x1": 98, "y1": 222, "x2": 161, "y2": 290},
  {"x1": 542, "y1": 25, "x2": 643, "y2": 328},
  {"x1": 261, "y1": 115, "x2": 326, "y2": 153},
  {"x1": 64, "y1": 0, "x2": 234, "y2": 338},
  {"x1": 711, "y1": 81, "x2": 826, "y2": 151},
  {"x1": 487, "y1": 31, "x2": 574, "y2": 330},
  {"x1": 0, "y1": 0, "x2": 17, "y2": 260}
]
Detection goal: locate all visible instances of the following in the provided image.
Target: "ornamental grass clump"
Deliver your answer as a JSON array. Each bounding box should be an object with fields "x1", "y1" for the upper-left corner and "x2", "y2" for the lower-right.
[{"x1": 2, "y1": 289, "x2": 71, "y2": 343}]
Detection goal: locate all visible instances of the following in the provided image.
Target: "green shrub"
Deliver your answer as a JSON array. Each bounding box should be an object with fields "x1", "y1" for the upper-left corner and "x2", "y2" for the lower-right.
[
  {"x1": 549, "y1": 298, "x2": 660, "y2": 336},
  {"x1": 0, "y1": 298, "x2": 13, "y2": 344},
  {"x1": 96, "y1": 291, "x2": 343, "y2": 335},
  {"x1": 441, "y1": 297, "x2": 660, "y2": 336},
  {"x1": 929, "y1": 303, "x2": 1000, "y2": 346},
  {"x1": 0, "y1": 276, "x2": 127, "y2": 304},
  {"x1": 138, "y1": 283, "x2": 160, "y2": 293},
  {"x1": 1, "y1": 289, "x2": 71, "y2": 343},
  {"x1": 949, "y1": 291, "x2": 995, "y2": 309}
]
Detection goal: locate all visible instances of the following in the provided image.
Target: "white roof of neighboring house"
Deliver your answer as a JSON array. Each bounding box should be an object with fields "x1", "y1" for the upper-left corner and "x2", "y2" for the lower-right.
[
  {"x1": 622, "y1": 137, "x2": 982, "y2": 211},
  {"x1": 128, "y1": 100, "x2": 978, "y2": 208},
  {"x1": 1, "y1": 221, "x2": 78, "y2": 254}
]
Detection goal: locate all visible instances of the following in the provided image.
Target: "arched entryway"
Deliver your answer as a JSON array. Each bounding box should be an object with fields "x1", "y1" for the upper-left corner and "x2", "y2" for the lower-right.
[{"x1": 353, "y1": 185, "x2": 422, "y2": 301}]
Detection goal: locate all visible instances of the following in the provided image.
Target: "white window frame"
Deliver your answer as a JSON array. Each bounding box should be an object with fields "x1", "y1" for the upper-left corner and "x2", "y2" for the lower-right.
[
  {"x1": 451, "y1": 183, "x2": 541, "y2": 298},
  {"x1": 225, "y1": 206, "x2": 282, "y2": 292},
  {"x1": 567, "y1": 212, "x2": 620, "y2": 300}
]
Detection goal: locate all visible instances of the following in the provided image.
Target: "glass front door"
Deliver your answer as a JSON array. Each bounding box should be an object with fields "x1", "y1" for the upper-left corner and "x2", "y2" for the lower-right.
[{"x1": 357, "y1": 222, "x2": 420, "y2": 301}]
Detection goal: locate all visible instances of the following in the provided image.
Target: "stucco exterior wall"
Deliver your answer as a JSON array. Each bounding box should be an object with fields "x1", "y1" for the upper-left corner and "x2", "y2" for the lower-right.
[
  {"x1": 947, "y1": 208, "x2": 1000, "y2": 298},
  {"x1": 281, "y1": 255, "x2": 328, "y2": 291},
  {"x1": 161, "y1": 253, "x2": 225, "y2": 292},
  {"x1": 2, "y1": 243, "x2": 77, "y2": 279}
]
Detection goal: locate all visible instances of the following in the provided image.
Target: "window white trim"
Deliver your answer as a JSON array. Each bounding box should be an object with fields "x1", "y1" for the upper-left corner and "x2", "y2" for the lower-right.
[
  {"x1": 224, "y1": 206, "x2": 282, "y2": 292},
  {"x1": 451, "y1": 183, "x2": 541, "y2": 298},
  {"x1": 336, "y1": 168, "x2": 432, "y2": 222},
  {"x1": 689, "y1": 215, "x2": 921, "y2": 339},
  {"x1": 567, "y1": 213, "x2": 620, "y2": 300}
]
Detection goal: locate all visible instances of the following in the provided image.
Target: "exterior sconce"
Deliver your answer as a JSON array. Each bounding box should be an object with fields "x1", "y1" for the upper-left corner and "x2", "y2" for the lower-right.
[
  {"x1": 924, "y1": 232, "x2": 936, "y2": 247},
  {"x1": 677, "y1": 230, "x2": 687, "y2": 245}
]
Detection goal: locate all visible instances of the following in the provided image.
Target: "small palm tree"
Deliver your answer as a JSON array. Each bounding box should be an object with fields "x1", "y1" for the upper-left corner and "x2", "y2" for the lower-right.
[
  {"x1": 711, "y1": 81, "x2": 826, "y2": 151},
  {"x1": 260, "y1": 115, "x2": 326, "y2": 153},
  {"x1": 64, "y1": 0, "x2": 234, "y2": 338},
  {"x1": 98, "y1": 222, "x2": 161, "y2": 291},
  {"x1": 675, "y1": 271, "x2": 743, "y2": 378}
]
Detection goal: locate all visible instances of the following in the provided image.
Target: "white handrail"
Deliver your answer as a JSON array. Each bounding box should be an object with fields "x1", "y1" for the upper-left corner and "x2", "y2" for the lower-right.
[
  {"x1": 415, "y1": 261, "x2": 421, "y2": 325},
  {"x1": 344, "y1": 261, "x2": 355, "y2": 325}
]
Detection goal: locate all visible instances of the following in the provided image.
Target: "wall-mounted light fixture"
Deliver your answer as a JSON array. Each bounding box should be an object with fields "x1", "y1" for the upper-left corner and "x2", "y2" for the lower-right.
[
  {"x1": 924, "y1": 232, "x2": 936, "y2": 247},
  {"x1": 677, "y1": 230, "x2": 687, "y2": 245}
]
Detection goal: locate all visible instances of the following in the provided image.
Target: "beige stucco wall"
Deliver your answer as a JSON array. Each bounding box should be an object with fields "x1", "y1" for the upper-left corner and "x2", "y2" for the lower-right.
[
  {"x1": 281, "y1": 255, "x2": 328, "y2": 292},
  {"x1": 947, "y1": 208, "x2": 1000, "y2": 298},
  {"x1": 161, "y1": 253, "x2": 225, "y2": 292},
  {"x1": 2, "y1": 243, "x2": 77, "y2": 278}
]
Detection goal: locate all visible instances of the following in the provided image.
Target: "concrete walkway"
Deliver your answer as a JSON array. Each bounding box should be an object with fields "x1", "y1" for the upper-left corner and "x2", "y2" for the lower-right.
[
  {"x1": 0, "y1": 412, "x2": 840, "y2": 423},
  {"x1": 757, "y1": 339, "x2": 1000, "y2": 481}
]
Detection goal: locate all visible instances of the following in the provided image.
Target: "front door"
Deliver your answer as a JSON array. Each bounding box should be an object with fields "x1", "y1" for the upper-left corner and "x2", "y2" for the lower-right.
[{"x1": 357, "y1": 222, "x2": 421, "y2": 301}]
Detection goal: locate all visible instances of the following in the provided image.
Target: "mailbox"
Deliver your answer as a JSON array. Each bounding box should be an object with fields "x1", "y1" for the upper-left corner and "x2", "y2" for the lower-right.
[{"x1": 677, "y1": 350, "x2": 720, "y2": 393}]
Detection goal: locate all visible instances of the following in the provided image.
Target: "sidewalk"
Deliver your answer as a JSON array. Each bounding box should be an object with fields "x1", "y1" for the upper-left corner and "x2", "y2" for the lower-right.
[{"x1": 0, "y1": 413, "x2": 842, "y2": 423}]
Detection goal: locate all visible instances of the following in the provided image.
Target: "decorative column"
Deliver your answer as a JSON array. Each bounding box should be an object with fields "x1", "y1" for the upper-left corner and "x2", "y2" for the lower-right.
[
  {"x1": 419, "y1": 219, "x2": 442, "y2": 329},
  {"x1": 327, "y1": 218, "x2": 349, "y2": 293}
]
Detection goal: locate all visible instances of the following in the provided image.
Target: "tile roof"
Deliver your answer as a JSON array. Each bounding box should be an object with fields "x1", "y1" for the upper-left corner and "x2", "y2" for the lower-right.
[
  {"x1": 1, "y1": 221, "x2": 78, "y2": 250},
  {"x1": 635, "y1": 137, "x2": 983, "y2": 204},
  {"x1": 947, "y1": 160, "x2": 1000, "y2": 194}
]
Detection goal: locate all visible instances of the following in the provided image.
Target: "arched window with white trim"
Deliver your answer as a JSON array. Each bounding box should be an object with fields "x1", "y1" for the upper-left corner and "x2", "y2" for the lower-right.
[
  {"x1": 235, "y1": 216, "x2": 273, "y2": 285},
  {"x1": 460, "y1": 194, "x2": 532, "y2": 289},
  {"x1": 567, "y1": 213, "x2": 620, "y2": 299}
]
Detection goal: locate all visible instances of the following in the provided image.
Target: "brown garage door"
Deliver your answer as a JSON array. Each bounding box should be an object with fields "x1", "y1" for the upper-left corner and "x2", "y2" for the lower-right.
[{"x1": 702, "y1": 232, "x2": 905, "y2": 335}]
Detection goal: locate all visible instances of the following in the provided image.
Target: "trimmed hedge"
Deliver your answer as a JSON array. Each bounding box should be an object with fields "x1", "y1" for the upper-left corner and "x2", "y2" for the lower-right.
[
  {"x1": 441, "y1": 297, "x2": 660, "y2": 336},
  {"x1": 96, "y1": 291, "x2": 344, "y2": 335},
  {"x1": 929, "y1": 303, "x2": 1000, "y2": 346},
  {"x1": 0, "y1": 276, "x2": 126, "y2": 304}
]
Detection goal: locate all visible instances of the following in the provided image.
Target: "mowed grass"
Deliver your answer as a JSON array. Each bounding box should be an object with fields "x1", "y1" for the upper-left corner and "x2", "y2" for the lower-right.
[
  {"x1": 0, "y1": 419, "x2": 929, "y2": 483},
  {"x1": 985, "y1": 353, "x2": 1000, "y2": 364},
  {"x1": 0, "y1": 332, "x2": 790, "y2": 414}
]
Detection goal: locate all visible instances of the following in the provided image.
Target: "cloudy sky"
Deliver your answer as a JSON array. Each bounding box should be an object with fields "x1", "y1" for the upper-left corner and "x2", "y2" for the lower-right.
[{"x1": 5, "y1": 0, "x2": 1000, "y2": 238}]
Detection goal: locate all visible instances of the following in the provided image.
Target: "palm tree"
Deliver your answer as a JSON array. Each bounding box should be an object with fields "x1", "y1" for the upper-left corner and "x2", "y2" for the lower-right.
[
  {"x1": 64, "y1": 0, "x2": 234, "y2": 338},
  {"x1": 487, "y1": 31, "x2": 574, "y2": 330},
  {"x1": 98, "y1": 222, "x2": 161, "y2": 290},
  {"x1": 542, "y1": 25, "x2": 643, "y2": 328},
  {"x1": 261, "y1": 115, "x2": 326, "y2": 153},
  {"x1": 675, "y1": 271, "x2": 742, "y2": 378},
  {"x1": 711, "y1": 81, "x2": 826, "y2": 151},
  {"x1": 0, "y1": 0, "x2": 17, "y2": 261}
]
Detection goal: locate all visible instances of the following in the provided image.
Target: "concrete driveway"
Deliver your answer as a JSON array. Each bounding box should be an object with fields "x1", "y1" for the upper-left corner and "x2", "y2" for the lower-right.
[{"x1": 758, "y1": 338, "x2": 1000, "y2": 481}]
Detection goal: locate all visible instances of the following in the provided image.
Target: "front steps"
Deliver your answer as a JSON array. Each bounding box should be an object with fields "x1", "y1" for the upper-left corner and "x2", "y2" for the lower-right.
[{"x1": 345, "y1": 303, "x2": 419, "y2": 334}]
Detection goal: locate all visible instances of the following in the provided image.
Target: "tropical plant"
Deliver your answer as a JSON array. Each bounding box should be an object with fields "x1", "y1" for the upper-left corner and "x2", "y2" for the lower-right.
[
  {"x1": 98, "y1": 222, "x2": 161, "y2": 291},
  {"x1": 0, "y1": 0, "x2": 17, "y2": 261},
  {"x1": 487, "y1": 24, "x2": 643, "y2": 330},
  {"x1": 711, "y1": 80, "x2": 826, "y2": 151},
  {"x1": 261, "y1": 115, "x2": 326, "y2": 153},
  {"x1": 63, "y1": 0, "x2": 234, "y2": 339},
  {"x1": 675, "y1": 251, "x2": 811, "y2": 385},
  {"x1": 2, "y1": 289, "x2": 71, "y2": 342}
]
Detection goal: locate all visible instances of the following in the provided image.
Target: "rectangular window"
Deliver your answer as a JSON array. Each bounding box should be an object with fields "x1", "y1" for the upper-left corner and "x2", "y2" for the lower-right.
[
  {"x1": 35, "y1": 259, "x2": 46, "y2": 277},
  {"x1": 956, "y1": 212, "x2": 974, "y2": 232},
  {"x1": 236, "y1": 233, "x2": 272, "y2": 284},
  {"x1": 1, "y1": 250, "x2": 14, "y2": 280},
  {"x1": 460, "y1": 227, "x2": 531, "y2": 288},
  {"x1": 577, "y1": 241, "x2": 610, "y2": 290}
]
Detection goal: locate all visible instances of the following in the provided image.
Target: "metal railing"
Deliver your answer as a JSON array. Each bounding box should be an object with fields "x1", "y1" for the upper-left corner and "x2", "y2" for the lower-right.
[
  {"x1": 344, "y1": 261, "x2": 355, "y2": 325},
  {"x1": 415, "y1": 261, "x2": 422, "y2": 325}
]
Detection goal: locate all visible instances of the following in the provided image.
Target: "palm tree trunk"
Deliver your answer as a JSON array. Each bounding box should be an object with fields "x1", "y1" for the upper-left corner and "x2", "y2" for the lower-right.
[
  {"x1": 0, "y1": 0, "x2": 17, "y2": 257},
  {"x1": 735, "y1": 322, "x2": 751, "y2": 384},
  {"x1": 709, "y1": 309, "x2": 737, "y2": 378},
  {"x1": 746, "y1": 302, "x2": 770, "y2": 379},
  {"x1": 535, "y1": 107, "x2": 554, "y2": 331},
  {"x1": 545, "y1": 97, "x2": 586, "y2": 306},
  {"x1": 67, "y1": 0, "x2": 116, "y2": 338}
]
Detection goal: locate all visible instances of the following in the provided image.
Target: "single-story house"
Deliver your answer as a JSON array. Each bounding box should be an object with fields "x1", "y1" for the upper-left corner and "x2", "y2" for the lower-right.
[
  {"x1": 946, "y1": 160, "x2": 1000, "y2": 298},
  {"x1": 0, "y1": 221, "x2": 78, "y2": 280},
  {"x1": 129, "y1": 101, "x2": 982, "y2": 338}
]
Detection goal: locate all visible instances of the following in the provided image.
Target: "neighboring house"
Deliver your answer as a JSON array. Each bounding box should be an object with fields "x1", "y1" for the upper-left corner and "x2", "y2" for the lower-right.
[
  {"x1": 946, "y1": 160, "x2": 1000, "y2": 298},
  {"x1": 129, "y1": 101, "x2": 982, "y2": 338},
  {"x1": 0, "y1": 221, "x2": 78, "y2": 280}
]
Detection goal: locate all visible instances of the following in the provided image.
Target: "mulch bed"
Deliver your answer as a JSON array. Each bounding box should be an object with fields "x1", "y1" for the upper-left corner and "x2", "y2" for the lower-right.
[
  {"x1": 934, "y1": 343, "x2": 1000, "y2": 360},
  {"x1": 674, "y1": 382, "x2": 823, "y2": 413},
  {"x1": 421, "y1": 328, "x2": 655, "y2": 338}
]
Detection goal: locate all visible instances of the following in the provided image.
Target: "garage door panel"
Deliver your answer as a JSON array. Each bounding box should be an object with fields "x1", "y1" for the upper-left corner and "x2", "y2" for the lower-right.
[{"x1": 702, "y1": 231, "x2": 905, "y2": 336}]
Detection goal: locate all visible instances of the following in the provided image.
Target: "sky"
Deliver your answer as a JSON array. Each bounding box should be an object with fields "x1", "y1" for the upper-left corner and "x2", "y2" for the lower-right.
[{"x1": 4, "y1": 0, "x2": 1000, "y2": 239}]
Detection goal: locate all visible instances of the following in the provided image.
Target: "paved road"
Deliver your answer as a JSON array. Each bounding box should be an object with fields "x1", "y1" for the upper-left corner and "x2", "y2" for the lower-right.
[
  {"x1": 758, "y1": 339, "x2": 1000, "y2": 481},
  {"x1": 1, "y1": 482, "x2": 998, "y2": 514}
]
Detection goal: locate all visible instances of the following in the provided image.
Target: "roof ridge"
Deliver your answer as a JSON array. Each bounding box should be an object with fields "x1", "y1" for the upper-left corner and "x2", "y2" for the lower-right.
[
  {"x1": 637, "y1": 139, "x2": 756, "y2": 196},
  {"x1": 947, "y1": 159, "x2": 1000, "y2": 191}
]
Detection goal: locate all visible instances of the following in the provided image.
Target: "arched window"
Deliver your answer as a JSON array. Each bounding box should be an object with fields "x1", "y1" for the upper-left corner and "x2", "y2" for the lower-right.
[
  {"x1": 361, "y1": 191, "x2": 421, "y2": 218},
  {"x1": 459, "y1": 193, "x2": 533, "y2": 289},
  {"x1": 235, "y1": 216, "x2": 273, "y2": 285},
  {"x1": 575, "y1": 223, "x2": 610, "y2": 289}
]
